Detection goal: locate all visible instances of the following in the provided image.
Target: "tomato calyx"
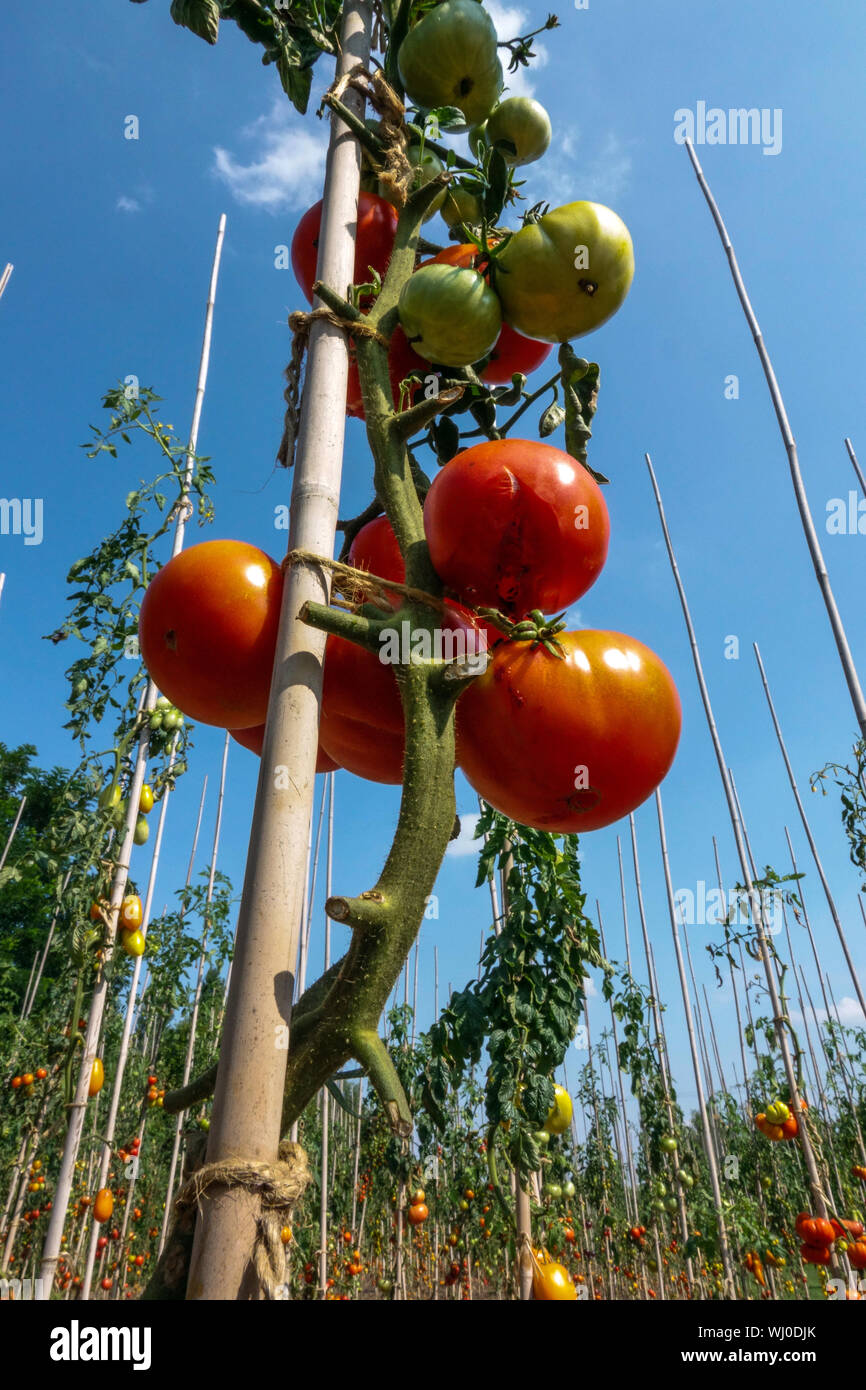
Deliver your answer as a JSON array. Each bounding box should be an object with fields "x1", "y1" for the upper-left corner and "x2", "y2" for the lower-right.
[{"x1": 475, "y1": 607, "x2": 567, "y2": 657}]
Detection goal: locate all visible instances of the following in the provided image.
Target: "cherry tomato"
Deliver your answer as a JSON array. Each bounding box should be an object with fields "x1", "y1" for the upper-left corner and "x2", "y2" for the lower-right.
[
  {"x1": 138, "y1": 784, "x2": 154, "y2": 815},
  {"x1": 291, "y1": 191, "x2": 398, "y2": 305},
  {"x1": 407, "y1": 1202, "x2": 429, "y2": 1227},
  {"x1": 457, "y1": 630, "x2": 682, "y2": 832},
  {"x1": 89, "y1": 1058, "x2": 104, "y2": 1097},
  {"x1": 139, "y1": 541, "x2": 283, "y2": 730},
  {"x1": 423, "y1": 438, "x2": 609, "y2": 616}
]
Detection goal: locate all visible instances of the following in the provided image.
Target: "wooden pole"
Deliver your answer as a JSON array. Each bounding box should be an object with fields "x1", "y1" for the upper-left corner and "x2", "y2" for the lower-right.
[{"x1": 0, "y1": 795, "x2": 26, "y2": 874}]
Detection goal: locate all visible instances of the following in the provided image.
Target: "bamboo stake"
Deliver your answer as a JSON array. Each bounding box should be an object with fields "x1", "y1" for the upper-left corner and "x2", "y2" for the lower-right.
[
  {"x1": 753, "y1": 642, "x2": 866, "y2": 1018},
  {"x1": 843, "y1": 438, "x2": 866, "y2": 499},
  {"x1": 596, "y1": 901, "x2": 639, "y2": 1219},
  {"x1": 187, "y1": 2, "x2": 371, "y2": 1301},
  {"x1": 655, "y1": 790, "x2": 736, "y2": 1292},
  {"x1": 0, "y1": 264, "x2": 13, "y2": 302},
  {"x1": 684, "y1": 139, "x2": 866, "y2": 738},
  {"x1": 23, "y1": 869, "x2": 73, "y2": 1018},
  {"x1": 318, "y1": 772, "x2": 335, "y2": 1299},
  {"x1": 645, "y1": 451, "x2": 831, "y2": 1220},
  {"x1": 159, "y1": 738, "x2": 229, "y2": 1258},
  {"x1": 82, "y1": 744, "x2": 179, "y2": 1297},
  {"x1": 0, "y1": 795, "x2": 26, "y2": 874}
]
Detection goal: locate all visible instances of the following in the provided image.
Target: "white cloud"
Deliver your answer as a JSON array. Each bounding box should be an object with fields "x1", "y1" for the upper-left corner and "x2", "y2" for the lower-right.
[
  {"x1": 213, "y1": 102, "x2": 328, "y2": 211},
  {"x1": 116, "y1": 195, "x2": 141, "y2": 214},
  {"x1": 791, "y1": 995, "x2": 865, "y2": 1028},
  {"x1": 524, "y1": 127, "x2": 633, "y2": 206},
  {"x1": 486, "y1": 0, "x2": 549, "y2": 100},
  {"x1": 583, "y1": 974, "x2": 597, "y2": 997},
  {"x1": 446, "y1": 812, "x2": 482, "y2": 857}
]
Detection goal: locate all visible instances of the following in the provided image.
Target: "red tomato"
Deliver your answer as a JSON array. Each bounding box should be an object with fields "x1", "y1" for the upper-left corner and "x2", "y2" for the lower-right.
[
  {"x1": 319, "y1": 600, "x2": 482, "y2": 783},
  {"x1": 423, "y1": 438, "x2": 609, "y2": 616},
  {"x1": 456, "y1": 630, "x2": 682, "y2": 832},
  {"x1": 229, "y1": 722, "x2": 338, "y2": 774},
  {"x1": 346, "y1": 326, "x2": 427, "y2": 420},
  {"x1": 139, "y1": 541, "x2": 283, "y2": 730},
  {"x1": 795, "y1": 1213, "x2": 836, "y2": 1247},
  {"x1": 800, "y1": 1242, "x2": 832, "y2": 1265},
  {"x1": 430, "y1": 244, "x2": 552, "y2": 382},
  {"x1": 319, "y1": 632, "x2": 405, "y2": 783},
  {"x1": 291, "y1": 191, "x2": 399, "y2": 305},
  {"x1": 347, "y1": 515, "x2": 501, "y2": 652},
  {"x1": 407, "y1": 1202, "x2": 429, "y2": 1227}
]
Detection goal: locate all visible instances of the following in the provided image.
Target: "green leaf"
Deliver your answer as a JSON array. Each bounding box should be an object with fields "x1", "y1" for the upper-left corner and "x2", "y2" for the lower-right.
[{"x1": 170, "y1": 0, "x2": 219, "y2": 44}]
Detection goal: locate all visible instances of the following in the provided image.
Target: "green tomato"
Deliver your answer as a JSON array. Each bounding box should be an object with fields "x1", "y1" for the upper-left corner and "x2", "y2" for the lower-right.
[
  {"x1": 162, "y1": 709, "x2": 180, "y2": 731},
  {"x1": 98, "y1": 783, "x2": 121, "y2": 812},
  {"x1": 563, "y1": 1180, "x2": 576, "y2": 1198},
  {"x1": 397, "y1": 0, "x2": 502, "y2": 131},
  {"x1": 659, "y1": 1135, "x2": 678, "y2": 1154},
  {"x1": 665, "y1": 1196, "x2": 678, "y2": 1214},
  {"x1": 398, "y1": 263, "x2": 501, "y2": 367},
  {"x1": 441, "y1": 183, "x2": 484, "y2": 229},
  {"x1": 545, "y1": 1182, "x2": 562, "y2": 1200},
  {"x1": 156, "y1": 695, "x2": 171, "y2": 709},
  {"x1": 377, "y1": 1277, "x2": 393, "y2": 1295},
  {"x1": 533, "y1": 1129, "x2": 550, "y2": 1148},
  {"x1": 472, "y1": 97, "x2": 552, "y2": 168},
  {"x1": 496, "y1": 201, "x2": 634, "y2": 343},
  {"x1": 651, "y1": 1199, "x2": 666, "y2": 1214},
  {"x1": 149, "y1": 711, "x2": 163, "y2": 730},
  {"x1": 133, "y1": 817, "x2": 150, "y2": 846},
  {"x1": 199, "y1": 1117, "x2": 210, "y2": 1131}
]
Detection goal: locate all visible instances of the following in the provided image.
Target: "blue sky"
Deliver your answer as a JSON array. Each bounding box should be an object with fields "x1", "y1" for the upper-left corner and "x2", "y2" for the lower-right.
[{"x1": 1, "y1": 0, "x2": 865, "y2": 1123}]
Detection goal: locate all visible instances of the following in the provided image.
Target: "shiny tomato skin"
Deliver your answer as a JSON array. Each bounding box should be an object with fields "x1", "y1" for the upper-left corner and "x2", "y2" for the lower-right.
[
  {"x1": 456, "y1": 630, "x2": 682, "y2": 832},
  {"x1": 398, "y1": 263, "x2": 501, "y2": 367},
  {"x1": 532, "y1": 1260, "x2": 577, "y2": 1300},
  {"x1": 346, "y1": 326, "x2": 426, "y2": 420},
  {"x1": 430, "y1": 245, "x2": 551, "y2": 383},
  {"x1": 93, "y1": 1189, "x2": 114, "y2": 1225},
  {"x1": 423, "y1": 439, "x2": 609, "y2": 616},
  {"x1": 291, "y1": 192, "x2": 399, "y2": 305},
  {"x1": 229, "y1": 722, "x2": 338, "y2": 774},
  {"x1": 139, "y1": 541, "x2": 283, "y2": 730}
]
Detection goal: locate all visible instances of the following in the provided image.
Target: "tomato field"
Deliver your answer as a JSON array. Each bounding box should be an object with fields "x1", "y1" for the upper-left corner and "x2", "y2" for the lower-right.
[{"x1": 1, "y1": 0, "x2": 865, "y2": 1342}]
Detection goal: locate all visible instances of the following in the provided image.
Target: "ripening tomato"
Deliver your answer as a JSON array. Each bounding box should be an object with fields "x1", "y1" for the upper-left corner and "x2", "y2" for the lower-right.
[
  {"x1": 407, "y1": 1202, "x2": 429, "y2": 1227},
  {"x1": 398, "y1": 263, "x2": 501, "y2": 367},
  {"x1": 133, "y1": 817, "x2": 150, "y2": 846},
  {"x1": 800, "y1": 1242, "x2": 832, "y2": 1265},
  {"x1": 429, "y1": 245, "x2": 552, "y2": 384},
  {"x1": 138, "y1": 784, "x2": 154, "y2": 815},
  {"x1": 120, "y1": 895, "x2": 143, "y2": 931},
  {"x1": 89, "y1": 1058, "x2": 104, "y2": 1097},
  {"x1": 457, "y1": 630, "x2": 682, "y2": 832},
  {"x1": 122, "y1": 929, "x2": 146, "y2": 958},
  {"x1": 139, "y1": 541, "x2": 283, "y2": 729},
  {"x1": 532, "y1": 1259, "x2": 577, "y2": 1301},
  {"x1": 544, "y1": 1084, "x2": 573, "y2": 1136},
  {"x1": 93, "y1": 1188, "x2": 114, "y2": 1224},
  {"x1": 345, "y1": 326, "x2": 426, "y2": 421},
  {"x1": 291, "y1": 191, "x2": 398, "y2": 305},
  {"x1": 101, "y1": 1277, "x2": 112, "y2": 1291},
  {"x1": 848, "y1": 1239, "x2": 866, "y2": 1271},
  {"x1": 229, "y1": 722, "x2": 339, "y2": 774},
  {"x1": 423, "y1": 439, "x2": 609, "y2": 616},
  {"x1": 496, "y1": 201, "x2": 634, "y2": 343},
  {"x1": 795, "y1": 1214, "x2": 836, "y2": 1247}
]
